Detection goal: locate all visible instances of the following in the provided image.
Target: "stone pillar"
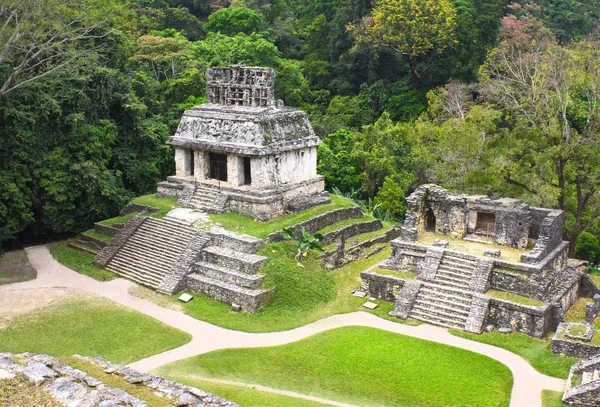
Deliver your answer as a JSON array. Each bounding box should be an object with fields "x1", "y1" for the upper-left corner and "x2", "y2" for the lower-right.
[
  {"x1": 174, "y1": 148, "x2": 186, "y2": 178},
  {"x1": 228, "y1": 155, "x2": 241, "y2": 186},
  {"x1": 194, "y1": 151, "x2": 208, "y2": 181}
]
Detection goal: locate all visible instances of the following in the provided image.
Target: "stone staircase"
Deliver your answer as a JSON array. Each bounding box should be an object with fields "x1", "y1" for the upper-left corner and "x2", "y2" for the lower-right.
[
  {"x1": 401, "y1": 251, "x2": 487, "y2": 332},
  {"x1": 563, "y1": 354, "x2": 600, "y2": 405},
  {"x1": 185, "y1": 184, "x2": 226, "y2": 213},
  {"x1": 434, "y1": 253, "x2": 477, "y2": 290},
  {"x1": 105, "y1": 217, "x2": 197, "y2": 289},
  {"x1": 411, "y1": 282, "x2": 473, "y2": 329},
  {"x1": 186, "y1": 245, "x2": 274, "y2": 313}
]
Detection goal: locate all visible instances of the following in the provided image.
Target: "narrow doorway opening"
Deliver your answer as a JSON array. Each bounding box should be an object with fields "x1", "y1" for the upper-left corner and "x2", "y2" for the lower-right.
[
  {"x1": 425, "y1": 206, "x2": 436, "y2": 232},
  {"x1": 475, "y1": 212, "x2": 496, "y2": 236},
  {"x1": 243, "y1": 157, "x2": 252, "y2": 185}
]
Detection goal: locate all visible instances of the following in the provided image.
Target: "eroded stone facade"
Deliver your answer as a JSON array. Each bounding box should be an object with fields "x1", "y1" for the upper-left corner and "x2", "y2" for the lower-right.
[{"x1": 158, "y1": 65, "x2": 327, "y2": 220}]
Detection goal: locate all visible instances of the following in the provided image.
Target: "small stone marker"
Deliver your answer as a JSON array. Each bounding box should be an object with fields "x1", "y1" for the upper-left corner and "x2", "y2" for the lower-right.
[
  {"x1": 369, "y1": 297, "x2": 376, "y2": 301},
  {"x1": 231, "y1": 303, "x2": 242, "y2": 312},
  {"x1": 485, "y1": 324, "x2": 495, "y2": 333},
  {"x1": 484, "y1": 249, "x2": 501, "y2": 258},
  {"x1": 433, "y1": 239, "x2": 449, "y2": 248},
  {"x1": 498, "y1": 327, "x2": 512, "y2": 334},
  {"x1": 178, "y1": 293, "x2": 193, "y2": 303},
  {"x1": 362, "y1": 301, "x2": 378, "y2": 310},
  {"x1": 352, "y1": 290, "x2": 367, "y2": 298}
]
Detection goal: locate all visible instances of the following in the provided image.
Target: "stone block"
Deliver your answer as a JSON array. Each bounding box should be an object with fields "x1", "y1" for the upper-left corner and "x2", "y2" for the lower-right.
[
  {"x1": 498, "y1": 327, "x2": 512, "y2": 334},
  {"x1": 484, "y1": 249, "x2": 501, "y2": 258},
  {"x1": 432, "y1": 239, "x2": 449, "y2": 248}
]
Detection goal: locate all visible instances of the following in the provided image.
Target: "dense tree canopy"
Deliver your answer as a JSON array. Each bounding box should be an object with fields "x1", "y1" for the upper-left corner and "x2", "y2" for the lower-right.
[{"x1": 2, "y1": 0, "x2": 600, "y2": 261}]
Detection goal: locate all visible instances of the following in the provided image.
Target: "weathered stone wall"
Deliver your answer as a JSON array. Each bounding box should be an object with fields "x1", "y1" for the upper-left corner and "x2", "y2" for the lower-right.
[
  {"x1": 206, "y1": 231, "x2": 263, "y2": 254},
  {"x1": 552, "y1": 323, "x2": 600, "y2": 358},
  {"x1": 465, "y1": 294, "x2": 490, "y2": 333},
  {"x1": 94, "y1": 222, "x2": 120, "y2": 237},
  {"x1": 321, "y1": 220, "x2": 382, "y2": 246},
  {"x1": 521, "y1": 210, "x2": 564, "y2": 264},
  {"x1": 266, "y1": 206, "x2": 363, "y2": 242},
  {"x1": 383, "y1": 240, "x2": 428, "y2": 272},
  {"x1": 360, "y1": 271, "x2": 407, "y2": 302},
  {"x1": 486, "y1": 299, "x2": 553, "y2": 337},
  {"x1": 490, "y1": 266, "x2": 533, "y2": 298},
  {"x1": 185, "y1": 276, "x2": 274, "y2": 313},
  {"x1": 252, "y1": 147, "x2": 317, "y2": 189},
  {"x1": 390, "y1": 280, "x2": 422, "y2": 319}
]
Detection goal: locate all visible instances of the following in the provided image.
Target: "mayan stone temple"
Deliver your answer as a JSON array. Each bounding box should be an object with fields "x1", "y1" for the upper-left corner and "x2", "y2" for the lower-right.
[
  {"x1": 157, "y1": 65, "x2": 327, "y2": 220},
  {"x1": 360, "y1": 184, "x2": 586, "y2": 337},
  {"x1": 94, "y1": 65, "x2": 329, "y2": 312}
]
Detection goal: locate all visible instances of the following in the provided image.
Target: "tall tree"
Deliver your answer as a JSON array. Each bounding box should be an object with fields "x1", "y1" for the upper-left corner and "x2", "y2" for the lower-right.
[{"x1": 350, "y1": 0, "x2": 457, "y2": 88}]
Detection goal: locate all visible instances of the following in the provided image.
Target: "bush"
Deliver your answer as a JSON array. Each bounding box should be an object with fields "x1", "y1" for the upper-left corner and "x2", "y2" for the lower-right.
[{"x1": 576, "y1": 231, "x2": 600, "y2": 264}]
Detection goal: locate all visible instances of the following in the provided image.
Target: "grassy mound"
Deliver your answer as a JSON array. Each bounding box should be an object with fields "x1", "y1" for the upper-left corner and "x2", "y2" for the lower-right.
[
  {"x1": 157, "y1": 326, "x2": 513, "y2": 407},
  {"x1": 48, "y1": 241, "x2": 116, "y2": 281},
  {"x1": 0, "y1": 250, "x2": 36, "y2": 285},
  {"x1": 0, "y1": 297, "x2": 191, "y2": 364}
]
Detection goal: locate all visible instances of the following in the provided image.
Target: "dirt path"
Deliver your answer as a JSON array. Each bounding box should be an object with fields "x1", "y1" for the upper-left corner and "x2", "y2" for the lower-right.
[{"x1": 0, "y1": 245, "x2": 565, "y2": 407}]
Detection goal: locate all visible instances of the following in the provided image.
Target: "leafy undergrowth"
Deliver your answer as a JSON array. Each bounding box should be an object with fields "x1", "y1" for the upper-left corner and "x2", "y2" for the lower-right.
[
  {"x1": 48, "y1": 241, "x2": 116, "y2": 281},
  {"x1": 0, "y1": 249, "x2": 36, "y2": 285},
  {"x1": 0, "y1": 297, "x2": 191, "y2": 364},
  {"x1": 178, "y1": 245, "x2": 414, "y2": 332},
  {"x1": 450, "y1": 330, "x2": 577, "y2": 378},
  {"x1": 60, "y1": 357, "x2": 171, "y2": 407},
  {"x1": 156, "y1": 326, "x2": 512, "y2": 407},
  {"x1": 208, "y1": 195, "x2": 357, "y2": 238},
  {"x1": 183, "y1": 379, "x2": 333, "y2": 407},
  {"x1": 541, "y1": 390, "x2": 564, "y2": 407}
]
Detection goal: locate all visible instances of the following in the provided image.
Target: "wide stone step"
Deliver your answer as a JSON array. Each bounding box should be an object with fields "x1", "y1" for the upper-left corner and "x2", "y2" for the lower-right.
[
  {"x1": 106, "y1": 264, "x2": 164, "y2": 288},
  {"x1": 438, "y1": 264, "x2": 473, "y2": 277},
  {"x1": 201, "y1": 246, "x2": 267, "y2": 274},
  {"x1": 442, "y1": 257, "x2": 476, "y2": 269},
  {"x1": 127, "y1": 234, "x2": 191, "y2": 252},
  {"x1": 195, "y1": 261, "x2": 265, "y2": 289},
  {"x1": 117, "y1": 244, "x2": 182, "y2": 263},
  {"x1": 68, "y1": 240, "x2": 99, "y2": 256},
  {"x1": 109, "y1": 256, "x2": 171, "y2": 278},
  {"x1": 137, "y1": 222, "x2": 196, "y2": 238},
  {"x1": 430, "y1": 278, "x2": 471, "y2": 291},
  {"x1": 412, "y1": 300, "x2": 470, "y2": 318},
  {"x1": 434, "y1": 273, "x2": 472, "y2": 286},
  {"x1": 415, "y1": 292, "x2": 472, "y2": 312},
  {"x1": 420, "y1": 283, "x2": 473, "y2": 300},
  {"x1": 410, "y1": 309, "x2": 466, "y2": 329},
  {"x1": 186, "y1": 273, "x2": 274, "y2": 313}
]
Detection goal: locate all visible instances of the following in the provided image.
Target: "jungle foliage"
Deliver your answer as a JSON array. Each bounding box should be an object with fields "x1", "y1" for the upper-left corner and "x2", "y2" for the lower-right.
[{"x1": 1, "y1": 0, "x2": 600, "y2": 261}]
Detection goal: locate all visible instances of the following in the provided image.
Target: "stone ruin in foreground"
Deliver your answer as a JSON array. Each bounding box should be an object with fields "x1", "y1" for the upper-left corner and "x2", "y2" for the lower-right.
[{"x1": 361, "y1": 184, "x2": 591, "y2": 338}]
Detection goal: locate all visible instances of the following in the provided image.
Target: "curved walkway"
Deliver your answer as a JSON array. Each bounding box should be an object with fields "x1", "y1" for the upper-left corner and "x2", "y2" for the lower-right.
[{"x1": 0, "y1": 245, "x2": 565, "y2": 407}]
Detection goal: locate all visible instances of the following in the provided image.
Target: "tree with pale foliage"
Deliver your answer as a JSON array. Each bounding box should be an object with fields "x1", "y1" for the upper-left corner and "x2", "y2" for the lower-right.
[
  {"x1": 350, "y1": 0, "x2": 457, "y2": 88},
  {"x1": 0, "y1": 0, "x2": 121, "y2": 97}
]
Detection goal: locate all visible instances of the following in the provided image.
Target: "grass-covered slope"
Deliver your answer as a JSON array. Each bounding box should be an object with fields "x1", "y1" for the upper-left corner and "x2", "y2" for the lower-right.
[
  {"x1": 157, "y1": 326, "x2": 513, "y2": 407},
  {"x1": 0, "y1": 297, "x2": 191, "y2": 364}
]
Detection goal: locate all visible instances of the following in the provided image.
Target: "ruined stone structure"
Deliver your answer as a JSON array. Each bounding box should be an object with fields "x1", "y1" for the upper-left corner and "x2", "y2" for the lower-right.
[
  {"x1": 92, "y1": 66, "x2": 333, "y2": 312},
  {"x1": 157, "y1": 65, "x2": 327, "y2": 221},
  {"x1": 0, "y1": 352, "x2": 238, "y2": 407},
  {"x1": 361, "y1": 184, "x2": 583, "y2": 337},
  {"x1": 563, "y1": 354, "x2": 600, "y2": 406}
]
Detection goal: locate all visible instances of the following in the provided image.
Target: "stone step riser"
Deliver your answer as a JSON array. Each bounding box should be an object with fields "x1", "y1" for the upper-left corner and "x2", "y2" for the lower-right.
[
  {"x1": 431, "y1": 279, "x2": 470, "y2": 291},
  {"x1": 135, "y1": 224, "x2": 195, "y2": 239},
  {"x1": 195, "y1": 263, "x2": 264, "y2": 289},
  {"x1": 125, "y1": 236, "x2": 191, "y2": 253},
  {"x1": 108, "y1": 261, "x2": 169, "y2": 280},
  {"x1": 434, "y1": 275, "x2": 472, "y2": 287},
  {"x1": 410, "y1": 311, "x2": 466, "y2": 329},
  {"x1": 106, "y1": 267, "x2": 163, "y2": 287},
  {"x1": 412, "y1": 299, "x2": 470, "y2": 318},
  {"x1": 441, "y1": 259, "x2": 476, "y2": 269},
  {"x1": 437, "y1": 264, "x2": 474, "y2": 275},
  {"x1": 186, "y1": 274, "x2": 274, "y2": 313},
  {"x1": 420, "y1": 287, "x2": 472, "y2": 301},
  {"x1": 117, "y1": 246, "x2": 181, "y2": 264},
  {"x1": 201, "y1": 249, "x2": 267, "y2": 275},
  {"x1": 415, "y1": 295, "x2": 471, "y2": 312}
]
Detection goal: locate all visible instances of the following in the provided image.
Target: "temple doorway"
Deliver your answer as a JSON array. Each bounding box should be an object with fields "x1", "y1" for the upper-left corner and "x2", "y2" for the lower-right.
[{"x1": 209, "y1": 153, "x2": 228, "y2": 182}]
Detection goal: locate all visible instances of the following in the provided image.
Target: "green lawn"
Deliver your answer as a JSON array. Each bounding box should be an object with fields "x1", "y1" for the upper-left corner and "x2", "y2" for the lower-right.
[
  {"x1": 130, "y1": 194, "x2": 178, "y2": 218},
  {"x1": 82, "y1": 228, "x2": 113, "y2": 243},
  {"x1": 157, "y1": 326, "x2": 513, "y2": 407},
  {"x1": 208, "y1": 195, "x2": 357, "y2": 238},
  {"x1": 181, "y1": 379, "x2": 334, "y2": 407},
  {"x1": 168, "y1": 244, "x2": 411, "y2": 332},
  {"x1": 48, "y1": 241, "x2": 116, "y2": 281},
  {"x1": 541, "y1": 390, "x2": 564, "y2": 407},
  {"x1": 451, "y1": 330, "x2": 577, "y2": 378},
  {"x1": 0, "y1": 297, "x2": 191, "y2": 364},
  {"x1": 486, "y1": 289, "x2": 545, "y2": 307}
]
